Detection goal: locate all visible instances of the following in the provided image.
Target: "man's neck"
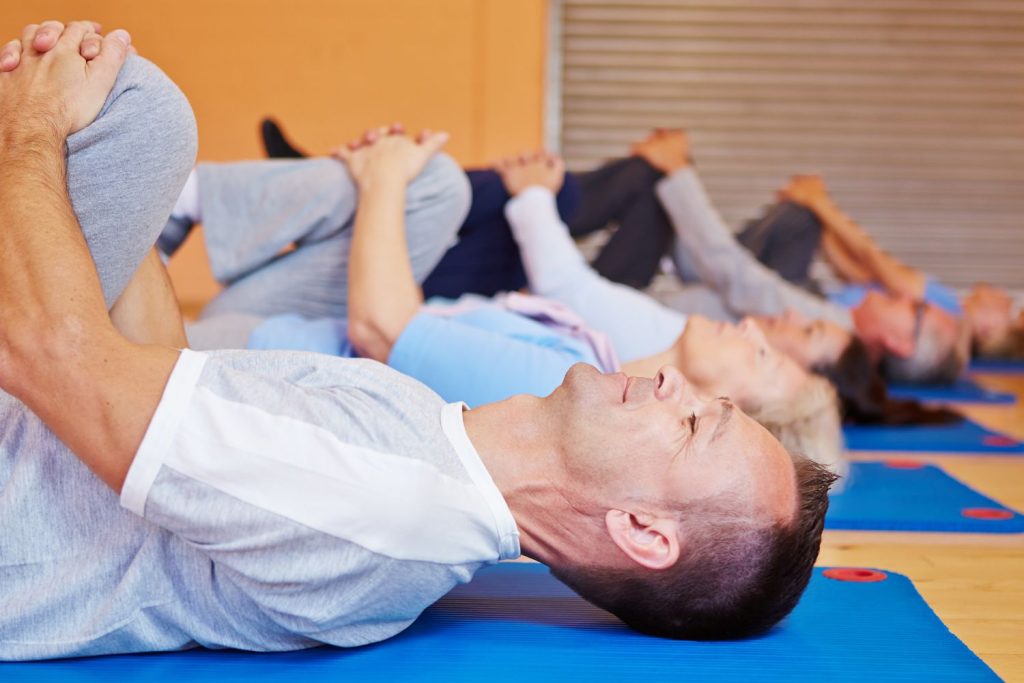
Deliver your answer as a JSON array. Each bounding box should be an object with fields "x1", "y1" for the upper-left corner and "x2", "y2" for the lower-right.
[{"x1": 462, "y1": 395, "x2": 577, "y2": 566}]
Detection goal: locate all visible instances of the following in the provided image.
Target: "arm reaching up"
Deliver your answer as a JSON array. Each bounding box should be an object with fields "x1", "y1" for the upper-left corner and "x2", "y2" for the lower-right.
[
  {"x1": 338, "y1": 126, "x2": 450, "y2": 361},
  {"x1": 499, "y1": 152, "x2": 687, "y2": 361},
  {"x1": 0, "y1": 21, "x2": 181, "y2": 492},
  {"x1": 657, "y1": 167, "x2": 854, "y2": 329}
]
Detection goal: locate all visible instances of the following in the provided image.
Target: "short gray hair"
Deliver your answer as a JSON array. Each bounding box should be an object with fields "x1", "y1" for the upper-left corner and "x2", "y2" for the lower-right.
[{"x1": 883, "y1": 315, "x2": 967, "y2": 385}]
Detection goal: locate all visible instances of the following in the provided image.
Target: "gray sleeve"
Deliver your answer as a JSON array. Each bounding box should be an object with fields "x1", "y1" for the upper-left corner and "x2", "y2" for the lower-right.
[
  {"x1": 657, "y1": 169, "x2": 854, "y2": 330},
  {"x1": 142, "y1": 468, "x2": 415, "y2": 645},
  {"x1": 66, "y1": 55, "x2": 198, "y2": 308}
]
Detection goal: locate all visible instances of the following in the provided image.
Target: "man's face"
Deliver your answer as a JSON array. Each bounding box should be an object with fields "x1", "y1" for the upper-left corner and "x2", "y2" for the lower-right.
[
  {"x1": 856, "y1": 290, "x2": 917, "y2": 347},
  {"x1": 753, "y1": 310, "x2": 853, "y2": 369},
  {"x1": 547, "y1": 363, "x2": 797, "y2": 524},
  {"x1": 669, "y1": 315, "x2": 811, "y2": 408},
  {"x1": 855, "y1": 291, "x2": 959, "y2": 359}
]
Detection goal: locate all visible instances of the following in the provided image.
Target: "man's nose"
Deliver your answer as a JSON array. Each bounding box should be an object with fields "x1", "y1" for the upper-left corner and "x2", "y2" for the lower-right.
[
  {"x1": 655, "y1": 366, "x2": 678, "y2": 396},
  {"x1": 655, "y1": 365, "x2": 699, "y2": 404}
]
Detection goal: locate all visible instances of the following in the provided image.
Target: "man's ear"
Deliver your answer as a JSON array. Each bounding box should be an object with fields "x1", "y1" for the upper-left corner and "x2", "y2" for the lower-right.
[
  {"x1": 605, "y1": 509, "x2": 681, "y2": 570},
  {"x1": 882, "y1": 329, "x2": 915, "y2": 358}
]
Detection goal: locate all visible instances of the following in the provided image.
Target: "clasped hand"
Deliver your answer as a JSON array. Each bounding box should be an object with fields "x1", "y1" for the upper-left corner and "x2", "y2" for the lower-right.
[{"x1": 0, "y1": 20, "x2": 132, "y2": 140}]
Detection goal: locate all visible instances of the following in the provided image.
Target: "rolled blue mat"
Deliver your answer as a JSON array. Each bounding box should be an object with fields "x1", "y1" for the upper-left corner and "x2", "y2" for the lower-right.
[
  {"x1": 887, "y1": 378, "x2": 1015, "y2": 405},
  {"x1": 827, "y1": 461, "x2": 1023, "y2": 533},
  {"x1": 843, "y1": 418, "x2": 1024, "y2": 454},
  {"x1": 0, "y1": 563, "x2": 999, "y2": 682}
]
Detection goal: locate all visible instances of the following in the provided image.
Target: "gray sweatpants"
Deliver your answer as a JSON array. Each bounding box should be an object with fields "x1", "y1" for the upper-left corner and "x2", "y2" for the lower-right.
[
  {"x1": 1, "y1": 56, "x2": 493, "y2": 659},
  {"x1": 67, "y1": 55, "x2": 197, "y2": 306},
  {"x1": 191, "y1": 154, "x2": 471, "y2": 331}
]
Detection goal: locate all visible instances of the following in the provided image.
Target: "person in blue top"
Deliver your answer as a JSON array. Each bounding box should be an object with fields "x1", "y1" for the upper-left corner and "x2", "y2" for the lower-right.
[{"x1": 260, "y1": 120, "x2": 971, "y2": 405}]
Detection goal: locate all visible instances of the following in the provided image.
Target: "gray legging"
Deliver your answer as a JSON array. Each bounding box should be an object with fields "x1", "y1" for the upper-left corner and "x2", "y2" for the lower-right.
[
  {"x1": 186, "y1": 154, "x2": 470, "y2": 349},
  {"x1": 65, "y1": 54, "x2": 197, "y2": 308}
]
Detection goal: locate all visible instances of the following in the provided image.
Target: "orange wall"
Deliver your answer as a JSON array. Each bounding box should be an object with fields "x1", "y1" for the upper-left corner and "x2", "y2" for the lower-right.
[{"x1": 1, "y1": 1, "x2": 549, "y2": 308}]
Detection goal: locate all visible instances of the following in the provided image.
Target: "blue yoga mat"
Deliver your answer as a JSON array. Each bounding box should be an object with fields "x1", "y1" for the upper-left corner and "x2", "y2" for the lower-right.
[
  {"x1": 970, "y1": 357, "x2": 1024, "y2": 374},
  {"x1": 828, "y1": 461, "x2": 1023, "y2": 533},
  {"x1": 843, "y1": 418, "x2": 1024, "y2": 454},
  {"x1": 887, "y1": 378, "x2": 1015, "y2": 405},
  {"x1": 0, "y1": 563, "x2": 998, "y2": 682}
]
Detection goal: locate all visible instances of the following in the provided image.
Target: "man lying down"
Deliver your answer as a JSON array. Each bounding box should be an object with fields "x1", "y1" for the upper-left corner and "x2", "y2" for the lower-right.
[{"x1": 0, "y1": 21, "x2": 835, "y2": 661}]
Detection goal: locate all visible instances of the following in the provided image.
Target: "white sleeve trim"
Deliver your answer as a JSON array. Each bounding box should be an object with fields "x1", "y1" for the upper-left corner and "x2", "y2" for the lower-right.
[
  {"x1": 441, "y1": 403, "x2": 521, "y2": 560},
  {"x1": 120, "y1": 349, "x2": 209, "y2": 516}
]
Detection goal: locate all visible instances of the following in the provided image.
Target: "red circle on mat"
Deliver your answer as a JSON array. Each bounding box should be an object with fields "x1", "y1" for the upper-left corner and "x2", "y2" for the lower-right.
[
  {"x1": 885, "y1": 459, "x2": 925, "y2": 469},
  {"x1": 961, "y1": 508, "x2": 1015, "y2": 520},
  {"x1": 823, "y1": 568, "x2": 888, "y2": 583},
  {"x1": 982, "y1": 436, "x2": 1018, "y2": 447}
]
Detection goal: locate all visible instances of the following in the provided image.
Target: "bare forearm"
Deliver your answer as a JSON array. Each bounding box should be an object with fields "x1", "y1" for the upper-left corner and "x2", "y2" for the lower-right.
[
  {"x1": 0, "y1": 130, "x2": 111, "y2": 342},
  {"x1": 811, "y1": 198, "x2": 925, "y2": 298},
  {"x1": 820, "y1": 230, "x2": 873, "y2": 284},
  {"x1": 346, "y1": 174, "x2": 422, "y2": 362},
  {"x1": 110, "y1": 249, "x2": 188, "y2": 347},
  {"x1": 0, "y1": 129, "x2": 176, "y2": 493}
]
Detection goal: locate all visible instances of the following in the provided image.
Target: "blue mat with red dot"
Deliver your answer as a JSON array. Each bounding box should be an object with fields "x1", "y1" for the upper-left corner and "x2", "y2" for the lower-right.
[
  {"x1": 0, "y1": 562, "x2": 999, "y2": 682},
  {"x1": 827, "y1": 461, "x2": 1023, "y2": 533},
  {"x1": 843, "y1": 418, "x2": 1024, "y2": 454}
]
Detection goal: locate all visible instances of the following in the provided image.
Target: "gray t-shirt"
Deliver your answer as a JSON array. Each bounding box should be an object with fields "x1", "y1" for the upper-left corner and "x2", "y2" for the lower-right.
[{"x1": 0, "y1": 349, "x2": 519, "y2": 661}]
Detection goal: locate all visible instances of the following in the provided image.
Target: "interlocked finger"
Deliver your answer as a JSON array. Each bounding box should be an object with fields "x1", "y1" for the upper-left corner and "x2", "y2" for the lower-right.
[
  {"x1": 29, "y1": 20, "x2": 65, "y2": 54},
  {"x1": 0, "y1": 39, "x2": 21, "y2": 71}
]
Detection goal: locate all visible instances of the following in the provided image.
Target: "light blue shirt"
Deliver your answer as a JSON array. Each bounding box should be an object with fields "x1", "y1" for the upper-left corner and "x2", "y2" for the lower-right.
[{"x1": 248, "y1": 302, "x2": 601, "y2": 408}]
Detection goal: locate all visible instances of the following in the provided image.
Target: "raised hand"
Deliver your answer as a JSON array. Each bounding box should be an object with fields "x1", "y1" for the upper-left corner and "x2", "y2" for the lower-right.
[
  {"x1": 630, "y1": 128, "x2": 690, "y2": 174},
  {"x1": 0, "y1": 20, "x2": 132, "y2": 136},
  {"x1": 333, "y1": 124, "x2": 449, "y2": 188},
  {"x1": 0, "y1": 20, "x2": 112, "y2": 70},
  {"x1": 777, "y1": 174, "x2": 829, "y2": 209},
  {"x1": 496, "y1": 151, "x2": 565, "y2": 196}
]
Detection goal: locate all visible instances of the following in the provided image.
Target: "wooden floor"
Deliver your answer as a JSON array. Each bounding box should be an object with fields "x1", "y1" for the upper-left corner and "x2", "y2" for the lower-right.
[{"x1": 818, "y1": 371, "x2": 1024, "y2": 681}]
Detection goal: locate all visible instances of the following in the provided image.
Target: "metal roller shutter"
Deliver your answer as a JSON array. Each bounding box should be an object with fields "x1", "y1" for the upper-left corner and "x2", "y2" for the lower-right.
[{"x1": 550, "y1": 0, "x2": 1024, "y2": 288}]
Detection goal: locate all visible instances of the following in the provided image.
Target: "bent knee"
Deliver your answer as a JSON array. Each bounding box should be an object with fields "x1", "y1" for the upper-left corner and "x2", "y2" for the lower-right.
[
  {"x1": 409, "y1": 152, "x2": 472, "y2": 229},
  {"x1": 65, "y1": 55, "x2": 199, "y2": 307},
  {"x1": 69, "y1": 54, "x2": 198, "y2": 178}
]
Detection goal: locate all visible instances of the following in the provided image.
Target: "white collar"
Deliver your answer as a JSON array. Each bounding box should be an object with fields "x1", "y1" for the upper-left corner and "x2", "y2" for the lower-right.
[{"x1": 440, "y1": 402, "x2": 521, "y2": 560}]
